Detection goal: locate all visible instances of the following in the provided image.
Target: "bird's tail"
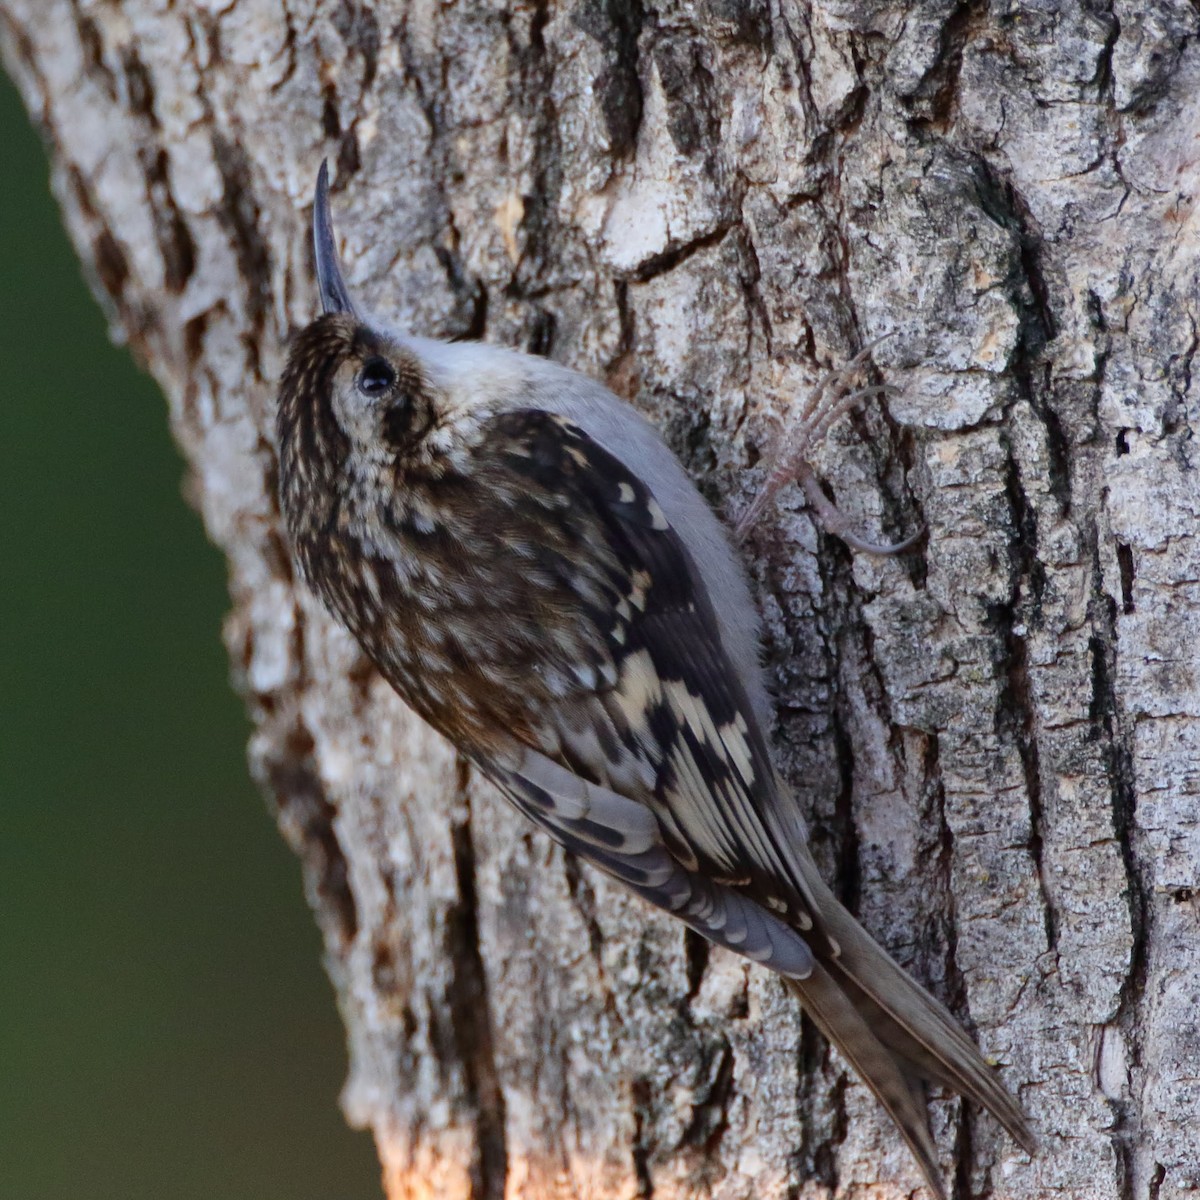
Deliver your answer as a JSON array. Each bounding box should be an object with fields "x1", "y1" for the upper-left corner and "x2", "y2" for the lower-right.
[{"x1": 785, "y1": 883, "x2": 1035, "y2": 1200}]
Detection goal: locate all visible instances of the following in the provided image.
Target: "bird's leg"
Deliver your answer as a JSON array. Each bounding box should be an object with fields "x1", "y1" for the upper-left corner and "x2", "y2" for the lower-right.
[{"x1": 736, "y1": 341, "x2": 921, "y2": 555}]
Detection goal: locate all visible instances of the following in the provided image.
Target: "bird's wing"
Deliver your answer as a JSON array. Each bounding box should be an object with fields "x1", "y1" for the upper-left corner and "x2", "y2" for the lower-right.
[
  {"x1": 463, "y1": 410, "x2": 1034, "y2": 1191},
  {"x1": 469, "y1": 408, "x2": 830, "y2": 931},
  {"x1": 484, "y1": 748, "x2": 815, "y2": 979}
]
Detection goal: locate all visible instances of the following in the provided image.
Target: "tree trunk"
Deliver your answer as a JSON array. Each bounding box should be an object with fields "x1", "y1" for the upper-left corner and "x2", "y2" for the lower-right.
[{"x1": 4, "y1": 2, "x2": 1197, "y2": 1197}]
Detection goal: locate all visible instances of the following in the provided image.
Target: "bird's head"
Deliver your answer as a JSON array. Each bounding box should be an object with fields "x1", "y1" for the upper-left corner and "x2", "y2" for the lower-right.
[
  {"x1": 276, "y1": 164, "x2": 443, "y2": 500},
  {"x1": 276, "y1": 163, "x2": 546, "y2": 537}
]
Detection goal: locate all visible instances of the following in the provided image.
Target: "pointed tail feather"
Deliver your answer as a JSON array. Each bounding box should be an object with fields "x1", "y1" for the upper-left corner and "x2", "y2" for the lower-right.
[
  {"x1": 813, "y1": 889, "x2": 1036, "y2": 1155},
  {"x1": 785, "y1": 967, "x2": 948, "y2": 1200}
]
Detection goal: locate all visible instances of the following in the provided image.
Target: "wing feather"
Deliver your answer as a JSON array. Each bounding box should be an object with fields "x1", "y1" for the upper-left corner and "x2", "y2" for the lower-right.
[
  {"x1": 487, "y1": 747, "x2": 816, "y2": 980},
  {"x1": 455, "y1": 408, "x2": 1033, "y2": 1194},
  {"x1": 476, "y1": 408, "x2": 826, "y2": 928}
]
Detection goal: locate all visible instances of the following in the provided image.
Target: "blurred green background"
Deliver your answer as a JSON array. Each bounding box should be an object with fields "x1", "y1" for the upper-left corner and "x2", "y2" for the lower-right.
[{"x1": 0, "y1": 75, "x2": 379, "y2": 1200}]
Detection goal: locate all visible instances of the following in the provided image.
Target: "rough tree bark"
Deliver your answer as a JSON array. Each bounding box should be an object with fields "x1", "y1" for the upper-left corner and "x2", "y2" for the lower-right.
[{"x1": 3, "y1": 2, "x2": 1198, "y2": 1197}]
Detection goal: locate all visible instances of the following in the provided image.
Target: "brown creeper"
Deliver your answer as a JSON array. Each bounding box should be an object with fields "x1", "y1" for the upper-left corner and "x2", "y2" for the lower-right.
[{"x1": 276, "y1": 163, "x2": 1034, "y2": 1199}]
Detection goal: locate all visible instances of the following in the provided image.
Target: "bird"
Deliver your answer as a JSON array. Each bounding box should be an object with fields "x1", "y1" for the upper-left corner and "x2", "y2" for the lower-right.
[{"x1": 275, "y1": 161, "x2": 1035, "y2": 1199}]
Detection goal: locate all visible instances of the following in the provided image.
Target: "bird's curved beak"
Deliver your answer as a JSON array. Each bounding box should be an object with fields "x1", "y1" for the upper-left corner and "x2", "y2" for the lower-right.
[{"x1": 313, "y1": 160, "x2": 359, "y2": 317}]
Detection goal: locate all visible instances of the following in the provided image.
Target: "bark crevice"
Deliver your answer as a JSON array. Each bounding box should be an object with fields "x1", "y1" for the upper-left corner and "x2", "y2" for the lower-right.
[{"x1": 446, "y1": 768, "x2": 509, "y2": 1200}]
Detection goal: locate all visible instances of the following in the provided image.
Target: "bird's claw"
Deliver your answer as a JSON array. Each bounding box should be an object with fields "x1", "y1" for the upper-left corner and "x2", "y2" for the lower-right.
[{"x1": 736, "y1": 339, "x2": 921, "y2": 556}]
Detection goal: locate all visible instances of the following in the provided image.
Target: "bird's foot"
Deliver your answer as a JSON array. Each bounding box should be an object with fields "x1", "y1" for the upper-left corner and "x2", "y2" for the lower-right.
[{"x1": 735, "y1": 339, "x2": 922, "y2": 556}]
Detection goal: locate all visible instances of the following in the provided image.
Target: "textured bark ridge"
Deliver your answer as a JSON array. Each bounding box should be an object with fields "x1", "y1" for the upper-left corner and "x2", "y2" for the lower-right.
[{"x1": 4, "y1": 2, "x2": 1198, "y2": 1197}]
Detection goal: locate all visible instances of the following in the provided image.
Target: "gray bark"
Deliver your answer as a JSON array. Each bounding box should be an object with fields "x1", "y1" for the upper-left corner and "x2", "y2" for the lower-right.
[{"x1": 3, "y1": 2, "x2": 1197, "y2": 1197}]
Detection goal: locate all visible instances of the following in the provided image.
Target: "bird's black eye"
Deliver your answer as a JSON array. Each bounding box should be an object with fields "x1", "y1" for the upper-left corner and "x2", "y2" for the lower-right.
[{"x1": 357, "y1": 356, "x2": 395, "y2": 397}]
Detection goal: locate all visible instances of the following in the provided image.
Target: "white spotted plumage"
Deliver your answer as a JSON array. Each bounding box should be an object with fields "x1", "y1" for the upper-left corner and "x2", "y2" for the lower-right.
[{"x1": 276, "y1": 163, "x2": 1035, "y2": 1200}]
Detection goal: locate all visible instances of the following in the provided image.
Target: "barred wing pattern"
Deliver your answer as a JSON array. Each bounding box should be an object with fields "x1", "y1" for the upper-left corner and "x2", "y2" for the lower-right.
[{"x1": 464, "y1": 410, "x2": 1033, "y2": 1200}]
